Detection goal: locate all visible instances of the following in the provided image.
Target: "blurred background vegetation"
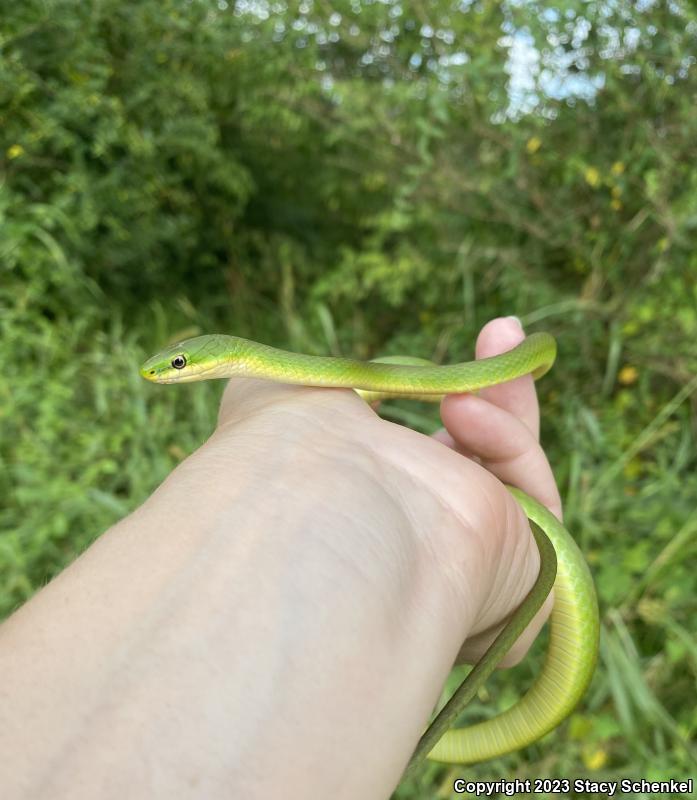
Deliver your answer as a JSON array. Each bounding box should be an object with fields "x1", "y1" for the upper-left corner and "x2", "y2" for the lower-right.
[{"x1": 1, "y1": 0, "x2": 696, "y2": 796}]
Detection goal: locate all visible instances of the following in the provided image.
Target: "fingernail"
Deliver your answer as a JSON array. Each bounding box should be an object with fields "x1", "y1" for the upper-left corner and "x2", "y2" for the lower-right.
[{"x1": 506, "y1": 315, "x2": 523, "y2": 329}]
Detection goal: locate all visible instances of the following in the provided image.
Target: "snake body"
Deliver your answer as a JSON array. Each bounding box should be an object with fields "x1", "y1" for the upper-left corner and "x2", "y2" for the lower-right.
[{"x1": 140, "y1": 332, "x2": 599, "y2": 766}]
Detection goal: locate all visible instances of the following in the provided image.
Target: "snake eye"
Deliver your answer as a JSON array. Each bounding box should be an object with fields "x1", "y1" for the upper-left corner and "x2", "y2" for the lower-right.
[{"x1": 171, "y1": 355, "x2": 187, "y2": 370}]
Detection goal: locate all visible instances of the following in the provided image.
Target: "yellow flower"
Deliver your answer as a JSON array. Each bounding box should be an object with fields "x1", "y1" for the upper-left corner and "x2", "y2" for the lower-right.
[
  {"x1": 611, "y1": 185, "x2": 622, "y2": 198},
  {"x1": 583, "y1": 747, "x2": 609, "y2": 770},
  {"x1": 611, "y1": 161, "x2": 625, "y2": 175},
  {"x1": 618, "y1": 365, "x2": 638, "y2": 385},
  {"x1": 7, "y1": 144, "x2": 24, "y2": 159},
  {"x1": 611, "y1": 198, "x2": 622, "y2": 210},
  {"x1": 526, "y1": 136, "x2": 542, "y2": 154},
  {"x1": 584, "y1": 166, "x2": 600, "y2": 187}
]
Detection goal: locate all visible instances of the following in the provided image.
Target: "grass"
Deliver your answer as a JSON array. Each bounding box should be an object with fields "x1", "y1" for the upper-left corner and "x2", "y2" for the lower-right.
[{"x1": 1, "y1": 279, "x2": 695, "y2": 799}]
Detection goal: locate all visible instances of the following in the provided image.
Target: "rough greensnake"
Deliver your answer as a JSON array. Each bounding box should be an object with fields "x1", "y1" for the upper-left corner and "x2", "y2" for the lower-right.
[{"x1": 140, "y1": 331, "x2": 599, "y2": 772}]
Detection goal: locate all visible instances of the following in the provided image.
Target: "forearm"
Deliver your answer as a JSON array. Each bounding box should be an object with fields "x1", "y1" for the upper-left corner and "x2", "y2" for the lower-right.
[{"x1": 0, "y1": 419, "x2": 473, "y2": 800}]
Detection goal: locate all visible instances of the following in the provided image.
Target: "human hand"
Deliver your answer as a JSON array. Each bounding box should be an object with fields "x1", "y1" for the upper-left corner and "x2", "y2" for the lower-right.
[
  {"x1": 215, "y1": 315, "x2": 556, "y2": 670},
  {"x1": 0, "y1": 316, "x2": 560, "y2": 800},
  {"x1": 435, "y1": 315, "x2": 560, "y2": 666}
]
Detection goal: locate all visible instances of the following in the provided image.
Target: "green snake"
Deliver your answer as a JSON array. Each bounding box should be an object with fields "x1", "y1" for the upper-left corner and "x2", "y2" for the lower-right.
[{"x1": 140, "y1": 331, "x2": 599, "y2": 769}]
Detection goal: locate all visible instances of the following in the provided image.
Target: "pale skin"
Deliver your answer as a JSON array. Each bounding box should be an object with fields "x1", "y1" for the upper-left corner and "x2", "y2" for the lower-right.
[{"x1": 0, "y1": 317, "x2": 560, "y2": 799}]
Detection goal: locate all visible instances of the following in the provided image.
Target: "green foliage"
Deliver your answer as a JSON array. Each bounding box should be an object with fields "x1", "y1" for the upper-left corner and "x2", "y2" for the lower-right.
[{"x1": 2, "y1": 0, "x2": 696, "y2": 795}]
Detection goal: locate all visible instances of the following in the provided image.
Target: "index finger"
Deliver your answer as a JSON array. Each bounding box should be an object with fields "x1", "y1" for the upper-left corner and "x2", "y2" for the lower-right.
[{"x1": 475, "y1": 316, "x2": 540, "y2": 441}]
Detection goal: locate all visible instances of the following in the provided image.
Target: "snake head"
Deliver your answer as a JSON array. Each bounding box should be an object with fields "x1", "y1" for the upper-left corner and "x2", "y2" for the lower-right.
[{"x1": 139, "y1": 335, "x2": 237, "y2": 384}]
